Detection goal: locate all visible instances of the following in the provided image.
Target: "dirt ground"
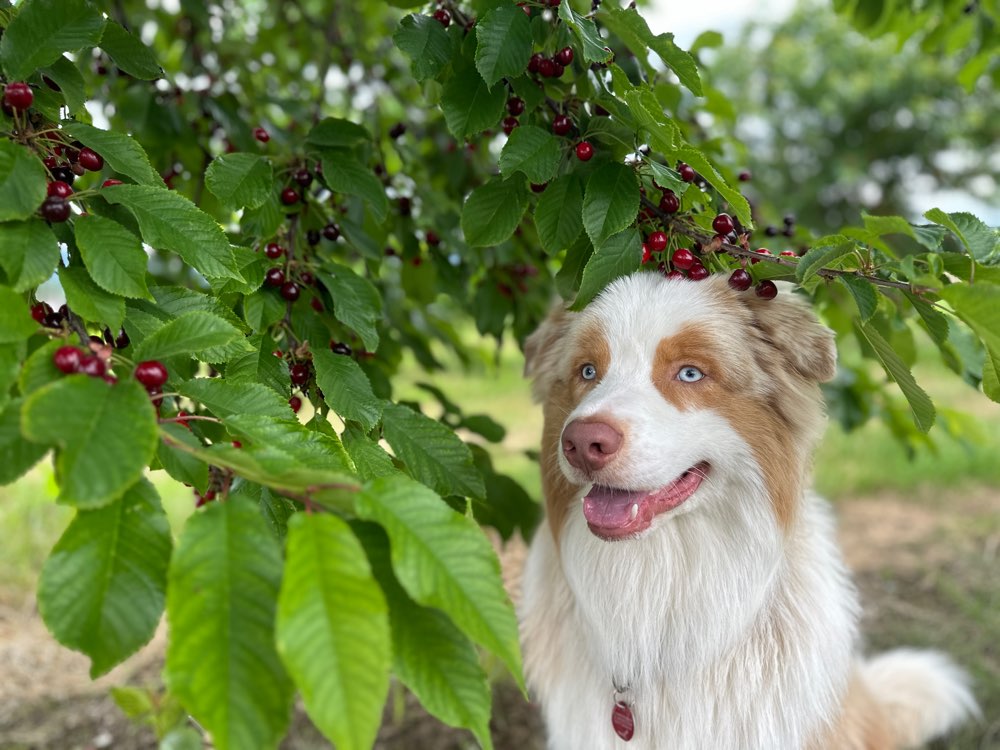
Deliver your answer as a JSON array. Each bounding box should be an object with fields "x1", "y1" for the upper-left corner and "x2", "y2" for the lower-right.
[{"x1": 1, "y1": 490, "x2": 998, "y2": 750}]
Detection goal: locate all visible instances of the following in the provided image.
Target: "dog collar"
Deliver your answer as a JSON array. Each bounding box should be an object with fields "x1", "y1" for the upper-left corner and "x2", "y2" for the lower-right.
[{"x1": 612, "y1": 682, "x2": 635, "y2": 741}]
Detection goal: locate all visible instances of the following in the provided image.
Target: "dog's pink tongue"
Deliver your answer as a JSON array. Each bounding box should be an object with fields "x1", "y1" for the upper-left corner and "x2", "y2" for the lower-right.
[{"x1": 583, "y1": 486, "x2": 644, "y2": 530}]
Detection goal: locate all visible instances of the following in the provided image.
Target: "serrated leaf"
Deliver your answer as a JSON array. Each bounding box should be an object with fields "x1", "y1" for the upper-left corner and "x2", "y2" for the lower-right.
[
  {"x1": 157, "y1": 422, "x2": 209, "y2": 493},
  {"x1": 461, "y1": 176, "x2": 529, "y2": 247},
  {"x1": 205, "y1": 153, "x2": 273, "y2": 210},
  {"x1": 673, "y1": 147, "x2": 751, "y2": 228},
  {"x1": 165, "y1": 497, "x2": 293, "y2": 750},
  {"x1": 357, "y1": 523, "x2": 493, "y2": 749},
  {"x1": 276, "y1": 513, "x2": 390, "y2": 750},
  {"x1": 17, "y1": 339, "x2": 63, "y2": 395},
  {"x1": 940, "y1": 283, "x2": 1000, "y2": 377},
  {"x1": 856, "y1": 321, "x2": 935, "y2": 432},
  {"x1": 305, "y1": 117, "x2": 371, "y2": 149},
  {"x1": 393, "y1": 13, "x2": 452, "y2": 81},
  {"x1": 903, "y1": 291, "x2": 949, "y2": 346},
  {"x1": 498, "y1": 126, "x2": 561, "y2": 185},
  {"x1": 557, "y1": 1, "x2": 613, "y2": 64},
  {"x1": 861, "y1": 211, "x2": 916, "y2": 240},
  {"x1": 582, "y1": 163, "x2": 639, "y2": 247},
  {"x1": 535, "y1": 174, "x2": 584, "y2": 255},
  {"x1": 475, "y1": 5, "x2": 532, "y2": 88},
  {"x1": 600, "y1": 6, "x2": 702, "y2": 95},
  {"x1": 0, "y1": 0, "x2": 105, "y2": 80},
  {"x1": 572, "y1": 227, "x2": 642, "y2": 310},
  {"x1": 625, "y1": 89, "x2": 682, "y2": 153},
  {"x1": 0, "y1": 140, "x2": 48, "y2": 221},
  {"x1": 645, "y1": 161, "x2": 689, "y2": 196},
  {"x1": 74, "y1": 214, "x2": 151, "y2": 300},
  {"x1": 38, "y1": 478, "x2": 171, "y2": 677},
  {"x1": 342, "y1": 424, "x2": 399, "y2": 481},
  {"x1": 100, "y1": 184, "x2": 242, "y2": 281},
  {"x1": 440, "y1": 66, "x2": 507, "y2": 139},
  {"x1": 0, "y1": 285, "x2": 38, "y2": 344},
  {"x1": 21, "y1": 377, "x2": 159, "y2": 507},
  {"x1": 223, "y1": 413, "x2": 355, "y2": 476},
  {"x1": 795, "y1": 241, "x2": 856, "y2": 283},
  {"x1": 133, "y1": 311, "x2": 251, "y2": 363},
  {"x1": 314, "y1": 349, "x2": 382, "y2": 431},
  {"x1": 40, "y1": 55, "x2": 86, "y2": 115},
  {"x1": 61, "y1": 122, "x2": 161, "y2": 187},
  {"x1": 176, "y1": 379, "x2": 292, "y2": 420},
  {"x1": 0, "y1": 399, "x2": 48, "y2": 485},
  {"x1": 318, "y1": 149, "x2": 387, "y2": 221},
  {"x1": 58, "y1": 266, "x2": 126, "y2": 331},
  {"x1": 354, "y1": 475, "x2": 522, "y2": 689},
  {"x1": 225, "y1": 333, "x2": 289, "y2": 396},
  {"x1": 317, "y1": 262, "x2": 382, "y2": 352},
  {"x1": 839, "y1": 275, "x2": 878, "y2": 322},
  {"x1": 924, "y1": 209, "x2": 997, "y2": 262},
  {"x1": 647, "y1": 32, "x2": 702, "y2": 96},
  {"x1": 0, "y1": 220, "x2": 60, "y2": 292},
  {"x1": 381, "y1": 401, "x2": 485, "y2": 499},
  {"x1": 99, "y1": 20, "x2": 162, "y2": 79}
]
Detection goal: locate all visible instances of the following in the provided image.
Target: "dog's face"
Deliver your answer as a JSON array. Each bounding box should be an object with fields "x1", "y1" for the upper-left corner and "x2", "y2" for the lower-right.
[{"x1": 525, "y1": 273, "x2": 837, "y2": 543}]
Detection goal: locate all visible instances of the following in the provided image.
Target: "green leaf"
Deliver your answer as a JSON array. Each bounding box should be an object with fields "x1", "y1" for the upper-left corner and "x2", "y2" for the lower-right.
[
  {"x1": 582, "y1": 163, "x2": 639, "y2": 247},
  {"x1": 861, "y1": 211, "x2": 916, "y2": 240},
  {"x1": 940, "y1": 282, "x2": 1000, "y2": 401},
  {"x1": 74, "y1": 214, "x2": 151, "y2": 300},
  {"x1": 159, "y1": 727, "x2": 203, "y2": 750},
  {"x1": 673, "y1": 147, "x2": 751, "y2": 228},
  {"x1": 17, "y1": 339, "x2": 63, "y2": 396},
  {"x1": 61, "y1": 122, "x2": 162, "y2": 188},
  {"x1": 572, "y1": 227, "x2": 642, "y2": 310},
  {"x1": 556, "y1": 234, "x2": 594, "y2": 301},
  {"x1": 225, "y1": 333, "x2": 289, "y2": 396},
  {"x1": 498, "y1": 126, "x2": 561, "y2": 185},
  {"x1": 358, "y1": 524, "x2": 493, "y2": 749},
  {"x1": 647, "y1": 33, "x2": 702, "y2": 96},
  {"x1": 317, "y1": 262, "x2": 382, "y2": 352},
  {"x1": 625, "y1": 89, "x2": 682, "y2": 153},
  {"x1": 342, "y1": 424, "x2": 399, "y2": 481},
  {"x1": 157, "y1": 423, "x2": 209, "y2": 493},
  {"x1": 0, "y1": 285, "x2": 38, "y2": 343},
  {"x1": 354, "y1": 475, "x2": 523, "y2": 689},
  {"x1": 40, "y1": 54, "x2": 87, "y2": 115},
  {"x1": 0, "y1": 0, "x2": 105, "y2": 80},
  {"x1": 276, "y1": 513, "x2": 390, "y2": 750},
  {"x1": 205, "y1": 153, "x2": 273, "y2": 210},
  {"x1": 600, "y1": 6, "x2": 702, "y2": 95},
  {"x1": 223, "y1": 413, "x2": 355, "y2": 477},
  {"x1": 838, "y1": 275, "x2": 878, "y2": 322},
  {"x1": 176, "y1": 379, "x2": 292, "y2": 420},
  {"x1": 21, "y1": 377, "x2": 159, "y2": 507},
  {"x1": 0, "y1": 340, "x2": 23, "y2": 414},
  {"x1": 381, "y1": 401, "x2": 485, "y2": 499},
  {"x1": 318, "y1": 149, "x2": 388, "y2": 222},
  {"x1": 557, "y1": 1, "x2": 613, "y2": 64},
  {"x1": 0, "y1": 220, "x2": 60, "y2": 293},
  {"x1": 58, "y1": 266, "x2": 126, "y2": 331},
  {"x1": 314, "y1": 349, "x2": 382, "y2": 431},
  {"x1": 645, "y1": 161, "x2": 689, "y2": 196},
  {"x1": 133, "y1": 311, "x2": 251, "y2": 363},
  {"x1": 983, "y1": 353, "x2": 1000, "y2": 402},
  {"x1": 100, "y1": 184, "x2": 243, "y2": 281},
  {"x1": 0, "y1": 140, "x2": 48, "y2": 222},
  {"x1": 38, "y1": 478, "x2": 171, "y2": 677},
  {"x1": 305, "y1": 117, "x2": 371, "y2": 149},
  {"x1": 441, "y1": 65, "x2": 507, "y2": 140},
  {"x1": 461, "y1": 176, "x2": 530, "y2": 247},
  {"x1": 0, "y1": 399, "x2": 48, "y2": 485},
  {"x1": 924, "y1": 209, "x2": 997, "y2": 262},
  {"x1": 165, "y1": 497, "x2": 293, "y2": 750},
  {"x1": 856, "y1": 322, "x2": 936, "y2": 432},
  {"x1": 795, "y1": 240, "x2": 856, "y2": 284},
  {"x1": 535, "y1": 174, "x2": 584, "y2": 255},
  {"x1": 393, "y1": 13, "x2": 452, "y2": 81},
  {"x1": 98, "y1": 20, "x2": 162, "y2": 79},
  {"x1": 475, "y1": 4, "x2": 532, "y2": 88}
]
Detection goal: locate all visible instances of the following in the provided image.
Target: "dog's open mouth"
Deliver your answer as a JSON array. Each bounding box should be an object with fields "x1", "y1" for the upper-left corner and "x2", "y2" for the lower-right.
[{"x1": 582, "y1": 462, "x2": 710, "y2": 540}]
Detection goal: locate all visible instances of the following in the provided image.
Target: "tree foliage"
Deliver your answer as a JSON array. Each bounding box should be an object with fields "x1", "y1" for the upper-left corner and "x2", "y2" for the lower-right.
[{"x1": 0, "y1": 0, "x2": 998, "y2": 746}]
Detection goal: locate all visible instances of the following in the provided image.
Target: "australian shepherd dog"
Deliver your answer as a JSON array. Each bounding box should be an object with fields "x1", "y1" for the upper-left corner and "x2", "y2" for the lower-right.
[{"x1": 520, "y1": 272, "x2": 977, "y2": 749}]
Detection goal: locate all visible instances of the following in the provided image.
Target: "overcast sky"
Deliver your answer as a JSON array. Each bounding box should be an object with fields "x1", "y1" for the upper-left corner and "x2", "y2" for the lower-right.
[{"x1": 646, "y1": 0, "x2": 798, "y2": 47}]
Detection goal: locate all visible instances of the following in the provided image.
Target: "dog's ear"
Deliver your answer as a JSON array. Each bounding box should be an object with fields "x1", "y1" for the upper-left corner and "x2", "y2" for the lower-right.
[
  {"x1": 524, "y1": 304, "x2": 572, "y2": 401},
  {"x1": 745, "y1": 284, "x2": 837, "y2": 383}
]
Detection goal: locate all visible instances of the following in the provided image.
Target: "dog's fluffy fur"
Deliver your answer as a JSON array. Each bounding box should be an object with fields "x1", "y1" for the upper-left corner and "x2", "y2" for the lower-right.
[{"x1": 520, "y1": 273, "x2": 977, "y2": 749}]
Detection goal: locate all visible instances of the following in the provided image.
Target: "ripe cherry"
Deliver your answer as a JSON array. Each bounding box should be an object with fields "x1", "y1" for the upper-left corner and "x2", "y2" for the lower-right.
[
  {"x1": 687, "y1": 263, "x2": 710, "y2": 281},
  {"x1": 311, "y1": 297, "x2": 324, "y2": 312},
  {"x1": 77, "y1": 355, "x2": 107, "y2": 378},
  {"x1": 134, "y1": 360, "x2": 169, "y2": 388},
  {"x1": 755, "y1": 280, "x2": 778, "y2": 299},
  {"x1": 280, "y1": 187, "x2": 300, "y2": 205},
  {"x1": 253, "y1": 126, "x2": 270, "y2": 143},
  {"x1": 550, "y1": 61, "x2": 565, "y2": 78},
  {"x1": 575, "y1": 141, "x2": 594, "y2": 161},
  {"x1": 728, "y1": 269, "x2": 752, "y2": 291},
  {"x1": 712, "y1": 213, "x2": 734, "y2": 235},
  {"x1": 4, "y1": 82, "x2": 34, "y2": 110},
  {"x1": 537, "y1": 58, "x2": 555, "y2": 77},
  {"x1": 671, "y1": 248, "x2": 696, "y2": 270},
  {"x1": 50, "y1": 166, "x2": 75, "y2": 185},
  {"x1": 290, "y1": 363, "x2": 310, "y2": 386},
  {"x1": 507, "y1": 97, "x2": 525, "y2": 116},
  {"x1": 293, "y1": 168, "x2": 313, "y2": 187},
  {"x1": 648, "y1": 231, "x2": 668, "y2": 253},
  {"x1": 264, "y1": 242, "x2": 284, "y2": 259},
  {"x1": 280, "y1": 282, "x2": 301, "y2": 301},
  {"x1": 780, "y1": 250, "x2": 798, "y2": 257},
  {"x1": 552, "y1": 115, "x2": 572, "y2": 136},
  {"x1": 31, "y1": 302, "x2": 52, "y2": 324},
  {"x1": 502, "y1": 117, "x2": 519, "y2": 135},
  {"x1": 289, "y1": 395, "x2": 303, "y2": 413},
  {"x1": 40, "y1": 197, "x2": 71, "y2": 223},
  {"x1": 77, "y1": 147, "x2": 104, "y2": 172},
  {"x1": 555, "y1": 47, "x2": 574, "y2": 66},
  {"x1": 528, "y1": 53, "x2": 544, "y2": 74},
  {"x1": 300, "y1": 271, "x2": 315, "y2": 285},
  {"x1": 433, "y1": 8, "x2": 451, "y2": 26},
  {"x1": 641, "y1": 243, "x2": 652, "y2": 264},
  {"x1": 53, "y1": 346, "x2": 83, "y2": 374},
  {"x1": 322, "y1": 223, "x2": 340, "y2": 241},
  {"x1": 306, "y1": 229, "x2": 320, "y2": 246},
  {"x1": 47, "y1": 181, "x2": 73, "y2": 199},
  {"x1": 389, "y1": 122, "x2": 407, "y2": 139},
  {"x1": 678, "y1": 162, "x2": 696, "y2": 182},
  {"x1": 102, "y1": 179, "x2": 123, "y2": 188},
  {"x1": 331, "y1": 341, "x2": 353, "y2": 356},
  {"x1": 265, "y1": 267, "x2": 285, "y2": 287},
  {"x1": 426, "y1": 230, "x2": 440, "y2": 246},
  {"x1": 665, "y1": 270, "x2": 685, "y2": 280},
  {"x1": 659, "y1": 190, "x2": 680, "y2": 213},
  {"x1": 751, "y1": 247, "x2": 772, "y2": 265},
  {"x1": 738, "y1": 170, "x2": 752, "y2": 182}
]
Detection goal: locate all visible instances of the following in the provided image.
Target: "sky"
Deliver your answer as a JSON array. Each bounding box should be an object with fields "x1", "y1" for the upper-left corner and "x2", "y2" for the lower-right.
[{"x1": 646, "y1": 0, "x2": 798, "y2": 47}]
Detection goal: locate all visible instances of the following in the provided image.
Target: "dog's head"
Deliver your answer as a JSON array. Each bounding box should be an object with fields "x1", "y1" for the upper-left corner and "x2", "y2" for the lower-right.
[{"x1": 525, "y1": 272, "x2": 836, "y2": 543}]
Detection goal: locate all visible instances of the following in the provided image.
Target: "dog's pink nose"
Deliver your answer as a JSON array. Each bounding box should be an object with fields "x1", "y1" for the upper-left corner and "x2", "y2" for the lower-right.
[{"x1": 562, "y1": 419, "x2": 622, "y2": 473}]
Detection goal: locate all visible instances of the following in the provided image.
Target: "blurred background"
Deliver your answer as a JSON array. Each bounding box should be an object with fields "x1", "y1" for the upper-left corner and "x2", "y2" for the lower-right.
[{"x1": 1, "y1": 0, "x2": 998, "y2": 748}]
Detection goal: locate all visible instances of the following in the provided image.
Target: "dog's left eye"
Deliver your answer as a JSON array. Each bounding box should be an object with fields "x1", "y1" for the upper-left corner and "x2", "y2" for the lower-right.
[
  {"x1": 581, "y1": 363, "x2": 598, "y2": 380},
  {"x1": 677, "y1": 366, "x2": 704, "y2": 383}
]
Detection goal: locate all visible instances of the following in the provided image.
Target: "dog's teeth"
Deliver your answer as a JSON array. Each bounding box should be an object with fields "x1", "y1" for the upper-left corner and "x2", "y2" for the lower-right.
[{"x1": 630, "y1": 503, "x2": 639, "y2": 520}]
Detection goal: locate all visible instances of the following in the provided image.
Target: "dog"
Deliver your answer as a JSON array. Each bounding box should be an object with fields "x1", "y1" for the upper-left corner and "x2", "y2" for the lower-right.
[{"x1": 519, "y1": 272, "x2": 977, "y2": 749}]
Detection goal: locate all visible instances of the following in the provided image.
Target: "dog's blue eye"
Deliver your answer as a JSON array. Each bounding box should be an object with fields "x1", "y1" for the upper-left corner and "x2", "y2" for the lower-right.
[
  {"x1": 677, "y1": 366, "x2": 704, "y2": 383},
  {"x1": 581, "y1": 364, "x2": 598, "y2": 381}
]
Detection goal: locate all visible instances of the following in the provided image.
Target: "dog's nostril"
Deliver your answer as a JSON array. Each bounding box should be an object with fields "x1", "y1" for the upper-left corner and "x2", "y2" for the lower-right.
[{"x1": 562, "y1": 419, "x2": 623, "y2": 471}]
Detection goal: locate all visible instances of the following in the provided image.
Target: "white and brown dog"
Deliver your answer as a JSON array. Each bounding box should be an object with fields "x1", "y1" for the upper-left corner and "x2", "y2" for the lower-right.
[{"x1": 520, "y1": 272, "x2": 977, "y2": 749}]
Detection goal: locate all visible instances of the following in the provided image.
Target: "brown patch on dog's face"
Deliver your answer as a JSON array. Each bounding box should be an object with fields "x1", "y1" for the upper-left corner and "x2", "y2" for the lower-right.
[
  {"x1": 540, "y1": 320, "x2": 610, "y2": 542},
  {"x1": 651, "y1": 323, "x2": 801, "y2": 529}
]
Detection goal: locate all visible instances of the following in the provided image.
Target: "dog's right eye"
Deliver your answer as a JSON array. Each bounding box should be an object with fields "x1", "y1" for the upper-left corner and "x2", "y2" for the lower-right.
[{"x1": 581, "y1": 363, "x2": 598, "y2": 381}]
